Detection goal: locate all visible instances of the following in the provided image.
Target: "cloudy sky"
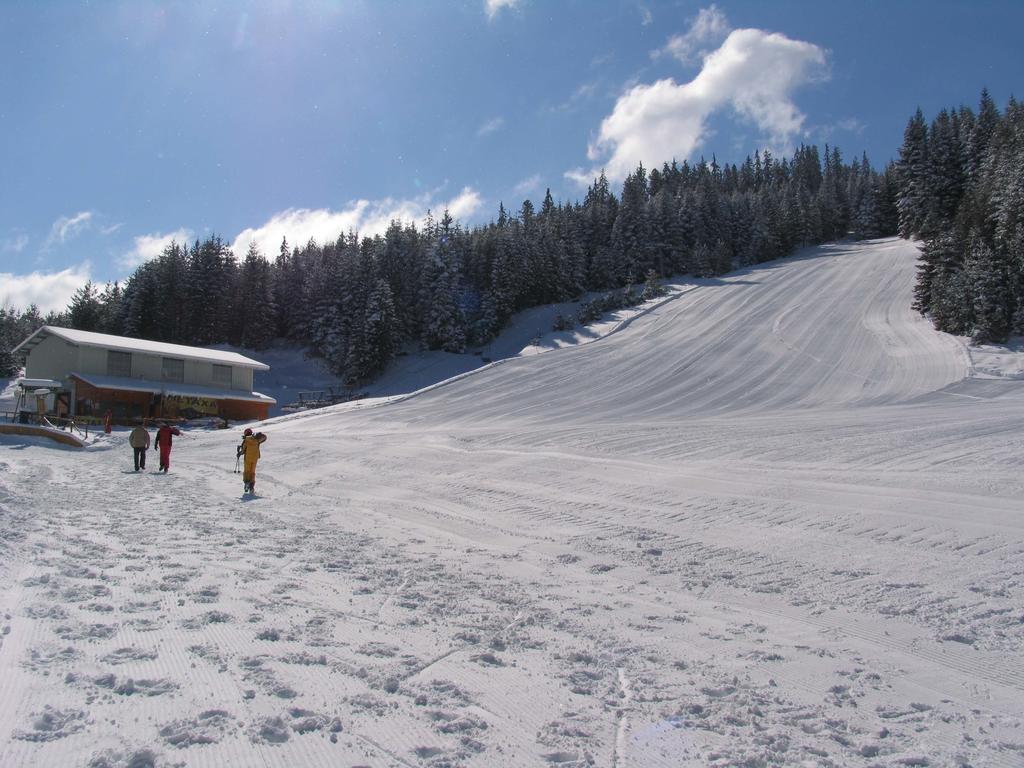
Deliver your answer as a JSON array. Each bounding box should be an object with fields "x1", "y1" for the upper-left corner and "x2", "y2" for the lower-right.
[{"x1": 1, "y1": 0, "x2": 1021, "y2": 312}]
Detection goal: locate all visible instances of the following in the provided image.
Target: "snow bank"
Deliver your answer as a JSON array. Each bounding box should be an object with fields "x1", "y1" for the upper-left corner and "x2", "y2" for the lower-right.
[{"x1": 968, "y1": 336, "x2": 1024, "y2": 379}]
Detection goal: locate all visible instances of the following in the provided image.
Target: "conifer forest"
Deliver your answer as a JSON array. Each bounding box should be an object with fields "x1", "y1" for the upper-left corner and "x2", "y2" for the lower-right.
[
  {"x1": 4, "y1": 89, "x2": 1021, "y2": 383},
  {"x1": 898, "y1": 90, "x2": 1024, "y2": 343}
]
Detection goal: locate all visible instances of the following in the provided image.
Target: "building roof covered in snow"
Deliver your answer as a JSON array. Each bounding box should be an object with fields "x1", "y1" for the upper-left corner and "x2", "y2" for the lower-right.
[{"x1": 13, "y1": 326, "x2": 270, "y2": 370}]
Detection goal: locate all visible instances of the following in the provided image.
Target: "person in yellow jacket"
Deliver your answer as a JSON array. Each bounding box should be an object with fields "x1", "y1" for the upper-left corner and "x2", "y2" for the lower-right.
[{"x1": 237, "y1": 427, "x2": 267, "y2": 494}]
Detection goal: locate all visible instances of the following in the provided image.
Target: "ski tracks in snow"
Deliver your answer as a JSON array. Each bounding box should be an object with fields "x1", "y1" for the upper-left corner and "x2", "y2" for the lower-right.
[{"x1": 3, "y1": 238, "x2": 1024, "y2": 766}]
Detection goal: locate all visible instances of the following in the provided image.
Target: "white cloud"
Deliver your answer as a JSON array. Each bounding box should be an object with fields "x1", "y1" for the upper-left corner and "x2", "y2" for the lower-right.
[
  {"x1": 445, "y1": 187, "x2": 484, "y2": 221},
  {"x1": 837, "y1": 117, "x2": 866, "y2": 134},
  {"x1": 46, "y1": 211, "x2": 93, "y2": 247},
  {"x1": 477, "y1": 117, "x2": 505, "y2": 137},
  {"x1": 813, "y1": 117, "x2": 867, "y2": 143},
  {"x1": 550, "y1": 81, "x2": 599, "y2": 113},
  {"x1": 639, "y1": 4, "x2": 653, "y2": 26},
  {"x1": 513, "y1": 174, "x2": 542, "y2": 196},
  {"x1": 485, "y1": 0, "x2": 520, "y2": 20},
  {"x1": 653, "y1": 4, "x2": 730, "y2": 65},
  {"x1": 231, "y1": 188, "x2": 485, "y2": 259},
  {"x1": 0, "y1": 264, "x2": 93, "y2": 315},
  {"x1": 564, "y1": 167, "x2": 599, "y2": 188},
  {"x1": 570, "y1": 27, "x2": 827, "y2": 185},
  {"x1": 119, "y1": 229, "x2": 194, "y2": 270},
  {"x1": 3, "y1": 233, "x2": 29, "y2": 253}
]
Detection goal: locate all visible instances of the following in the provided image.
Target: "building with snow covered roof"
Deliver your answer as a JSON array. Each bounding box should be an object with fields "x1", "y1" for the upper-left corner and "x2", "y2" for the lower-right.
[{"x1": 12, "y1": 326, "x2": 275, "y2": 422}]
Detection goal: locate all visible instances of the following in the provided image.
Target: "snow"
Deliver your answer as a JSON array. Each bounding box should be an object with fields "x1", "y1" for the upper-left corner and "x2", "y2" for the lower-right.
[
  {"x1": 968, "y1": 336, "x2": 1024, "y2": 380},
  {"x1": 248, "y1": 284, "x2": 683, "y2": 414},
  {"x1": 68, "y1": 373, "x2": 276, "y2": 404},
  {"x1": 18, "y1": 326, "x2": 269, "y2": 370},
  {"x1": 0, "y1": 374, "x2": 19, "y2": 412},
  {"x1": 2, "y1": 237, "x2": 1024, "y2": 767}
]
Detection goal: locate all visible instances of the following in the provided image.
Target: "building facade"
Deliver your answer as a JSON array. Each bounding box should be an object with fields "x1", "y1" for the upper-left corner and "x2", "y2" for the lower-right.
[{"x1": 12, "y1": 326, "x2": 275, "y2": 421}]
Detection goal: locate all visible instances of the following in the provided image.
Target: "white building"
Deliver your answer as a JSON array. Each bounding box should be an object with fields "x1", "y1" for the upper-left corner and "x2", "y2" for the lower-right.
[{"x1": 12, "y1": 326, "x2": 275, "y2": 421}]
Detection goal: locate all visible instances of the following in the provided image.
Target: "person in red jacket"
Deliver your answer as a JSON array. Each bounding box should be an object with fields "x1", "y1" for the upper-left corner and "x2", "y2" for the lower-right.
[{"x1": 154, "y1": 422, "x2": 181, "y2": 473}]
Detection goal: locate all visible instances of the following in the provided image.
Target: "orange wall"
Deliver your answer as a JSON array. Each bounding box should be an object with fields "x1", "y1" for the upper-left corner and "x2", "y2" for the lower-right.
[{"x1": 71, "y1": 378, "x2": 269, "y2": 422}]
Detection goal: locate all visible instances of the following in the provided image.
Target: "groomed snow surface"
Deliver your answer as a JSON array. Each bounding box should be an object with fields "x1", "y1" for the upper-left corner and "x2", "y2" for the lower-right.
[{"x1": 2, "y1": 237, "x2": 1023, "y2": 767}]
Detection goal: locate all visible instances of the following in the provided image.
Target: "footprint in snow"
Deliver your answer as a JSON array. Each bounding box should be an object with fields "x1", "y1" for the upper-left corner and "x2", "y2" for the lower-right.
[
  {"x1": 53, "y1": 622, "x2": 118, "y2": 641},
  {"x1": 101, "y1": 646, "x2": 159, "y2": 664},
  {"x1": 21, "y1": 645, "x2": 81, "y2": 671},
  {"x1": 24, "y1": 603, "x2": 69, "y2": 620},
  {"x1": 159, "y1": 709, "x2": 234, "y2": 748},
  {"x1": 85, "y1": 746, "x2": 160, "y2": 768},
  {"x1": 181, "y1": 610, "x2": 233, "y2": 629},
  {"x1": 12, "y1": 706, "x2": 87, "y2": 742},
  {"x1": 57, "y1": 583, "x2": 112, "y2": 602},
  {"x1": 92, "y1": 674, "x2": 179, "y2": 697},
  {"x1": 427, "y1": 710, "x2": 489, "y2": 735},
  {"x1": 249, "y1": 715, "x2": 290, "y2": 744},
  {"x1": 282, "y1": 708, "x2": 341, "y2": 734}
]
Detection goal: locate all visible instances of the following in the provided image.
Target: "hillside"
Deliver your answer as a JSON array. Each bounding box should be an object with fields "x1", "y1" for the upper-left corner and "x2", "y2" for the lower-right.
[{"x1": 2, "y1": 237, "x2": 1023, "y2": 767}]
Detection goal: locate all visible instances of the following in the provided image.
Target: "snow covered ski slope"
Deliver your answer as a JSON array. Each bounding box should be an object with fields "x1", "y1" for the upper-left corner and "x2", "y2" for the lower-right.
[{"x1": 2, "y1": 237, "x2": 1023, "y2": 767}]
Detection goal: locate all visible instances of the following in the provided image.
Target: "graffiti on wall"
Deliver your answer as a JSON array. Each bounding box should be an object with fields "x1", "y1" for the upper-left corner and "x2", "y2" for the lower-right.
[{"x1": 166, "y1": 395, "x2": 219, "y2": 419}]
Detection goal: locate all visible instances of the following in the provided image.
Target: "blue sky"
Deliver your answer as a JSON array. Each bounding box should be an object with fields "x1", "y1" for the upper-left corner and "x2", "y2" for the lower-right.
[{"x1": 1, "y1": 0, "x2": 1021, "y2": 313}]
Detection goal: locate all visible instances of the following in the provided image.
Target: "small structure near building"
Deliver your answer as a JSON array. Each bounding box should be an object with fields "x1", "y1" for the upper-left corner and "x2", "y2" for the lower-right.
[
  {"x1": 11, "y1": 326, "x2": 275, "y2": 422},
  {"x1": 282, "y1": 386, "x2": 365, "y2": 412}
]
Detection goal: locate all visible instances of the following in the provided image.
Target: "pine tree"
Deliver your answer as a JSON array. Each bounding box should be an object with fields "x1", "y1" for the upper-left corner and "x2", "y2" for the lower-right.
[
  {"x1": 899, "y1": 91, "x2": 1022, "y2": 340},
  {"x1": 611, "y1": 164, "x2": 650, "y2": 284},
  {"x1": 876, "y1": 163, "x2": 901, "y2": 236},
  {"x1": 712, "y1": 238, "x2": 733, "y2": 275},
  {"x1": 186, "y1": 236, "x2": 237, "y2": 345},
  {"x1": 581, "y1": 172, "x2": 618, "y2": 289},
  {"x1": 929, "y1": 267, "x2": 971, "y2": 335},
  {"x1": 235, "y1": 242, "x2": 278, "y2": 349},
  {"x1": 272, "y1": 238, "x2": 305, "y2": 341},
  {"x1": 422, "y1": 211, "x2": 466, "y2": 353},
  {"x1": 150, "y1": 240, "x2": 189, "y2": 341},
  {"x1": 692, "y1": 242, "x2": 713, "y2": 278},
  {"x1": 348, "y1": 279, "x2": 398, "y2": 382},
  {"x1": 67, "y1": 281, "x2": 104, "y2": 331},
  {"x1": 556, "y1": 204, "x2": 586, "y2": 298},
  {"x1": 896, "y1": 110, "x2": 929, "y2": 237},
  {"x1": 966, "y1": 234, "x2": 1013, "y2": 343},
  {"x1": 914, "y1": 234, "x2": 946, "y2": 316},
  {"x1": 489, "y1": 227, "x2": 519, "y2": 327},
  {"x1": 967, "y1": 88, "x2": 999, "y2": 183},
  {"x1": 473, "y1": 293, "x2": 500, "y2": 345},
  {"x1": 0, "y1": 308, "x2": 18, "y2": 377},
  {"x1": 853, "y1": 178, "x2": 881, "y2": 240},
  {"x1": 641, "y1": 269, "x2": 664, "y2": 300},
  {"x1": 96, "y1": 282, "x2": 123, "y2": 334},
  {"x1": 924, "y1": 109, "x2": 966, "y2": 232}
]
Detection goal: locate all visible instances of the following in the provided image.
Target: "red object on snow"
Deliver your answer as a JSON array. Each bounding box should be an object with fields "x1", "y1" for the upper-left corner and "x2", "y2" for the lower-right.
[{"x1": 154, "y1": 423, "x2": 182, "y2": 471}]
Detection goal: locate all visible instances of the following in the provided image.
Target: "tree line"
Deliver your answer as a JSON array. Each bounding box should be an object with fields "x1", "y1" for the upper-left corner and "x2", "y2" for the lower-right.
[
  {"x1": 897, "y1": 89, "x2": 1024, "y2": 343},
  {"x1": 0, "y1": 304, "x2": 67, "y2": 379},
  {"x1": 3, "y1": 144, "x2": 897, "y2": 383}
]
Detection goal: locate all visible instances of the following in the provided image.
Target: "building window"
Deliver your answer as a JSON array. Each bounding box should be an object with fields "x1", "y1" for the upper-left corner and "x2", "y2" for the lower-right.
[
  {"x1": 212, "y1": 364, "x2": 232, "y2": 388},
  {"x1": 107, "y1": 350, "x2": 132, "y2": 377},
  {"x1": 162, "y1": 357, "x2": 184, "y2": 383}
]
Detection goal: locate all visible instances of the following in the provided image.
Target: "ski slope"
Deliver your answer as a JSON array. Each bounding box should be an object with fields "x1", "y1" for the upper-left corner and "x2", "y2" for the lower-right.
[{"x1": 2, "y1": 237, "x2": 1024, "y2": 767}]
